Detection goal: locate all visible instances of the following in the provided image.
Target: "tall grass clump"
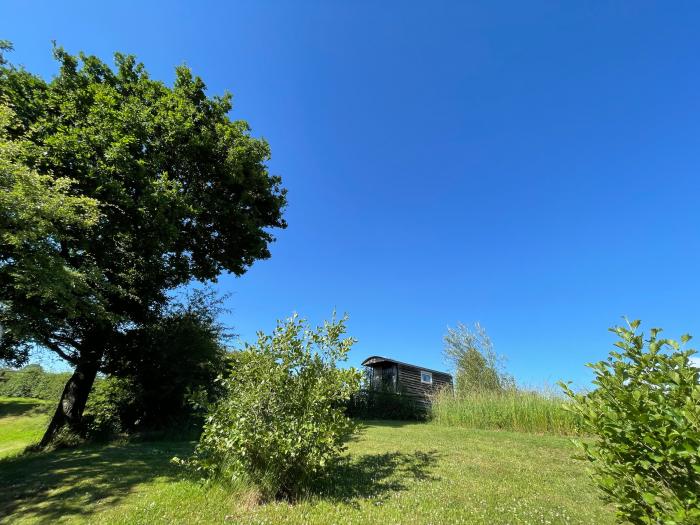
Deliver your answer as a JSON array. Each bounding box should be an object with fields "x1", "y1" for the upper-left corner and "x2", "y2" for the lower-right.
[
  {"x1": 435, "y1": 322, "x2": 578, "y2": 434},
  {"x1": 430, "y1": 387, "x2": 581, "y2": 435}
]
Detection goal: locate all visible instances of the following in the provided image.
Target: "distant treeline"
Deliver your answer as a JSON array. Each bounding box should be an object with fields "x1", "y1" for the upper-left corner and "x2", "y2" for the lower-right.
[{"x1": 0, "y1": 365, "x2": 70, "y2": 401}]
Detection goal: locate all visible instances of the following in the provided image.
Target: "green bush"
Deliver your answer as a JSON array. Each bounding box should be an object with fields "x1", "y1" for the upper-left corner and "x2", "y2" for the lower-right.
[
  {"x1": 103, "y1": 291, "x2": 230, "y2": 432},
  {"x1": 83, "y1": 376, "x2": 139, "y2": 438},
  {"x1": 430, "y1": 387, "x2": 580, "y2": 435},
  {"x1": 181, "y1": 314, "x2": 362, "y2": 499},
  {"x1": 346, "y1": 388, "x2": 427, "y2": 420},
  {"x1": 0, "y1": 364, "x2": 70, "y2": 400},
  {"x1": 561, "y1": 320, "x2": 700, "y2": 524}
]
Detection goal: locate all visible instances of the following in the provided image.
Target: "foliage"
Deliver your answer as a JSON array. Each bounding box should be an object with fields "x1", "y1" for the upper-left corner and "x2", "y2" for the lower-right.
[
  {"x1": 0, "y1": 365, "x2": 71, "y2": 401},
  {"x1": 430, "y1": 387, "x2": 581, "y2": 435},
  {"x1": 561, "y1": 320, "x2": 700, "y2": 524},
  {"x1": 0, "y1": 42, "x2": 286, "y2": 437},
  {"x1": 82, "y1": 290, "x2": 229, "y2": 437},
  {"x1": 347, "y1": 381, "x2": 427, "y2": 420},
  {"x1": 443, "y1": 322, "x2": 514, "y2": 395},
  {"x1": 102, "y1": 290, "x2": 230, "y2": 431},
  {"x1": 0, "y1": 102, "x2": 100, "y2": 366},
  {"x1": 0, "y1": 40, "x2": 13, "y2": 66},
  {"x1": 346, "y1": 389, "x2": 427, "y2": 421},
  {"x1": 182, "y1": 314, "x2": 361, "y2": 499},
  {"x1": 83, "y1": 376, "x2": 137, "y2": 437}
]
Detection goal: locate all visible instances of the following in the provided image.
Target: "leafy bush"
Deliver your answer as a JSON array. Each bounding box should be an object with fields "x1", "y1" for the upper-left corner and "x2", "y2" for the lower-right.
[
  {"x1": 181, "y1": 314, "x2": 361, "y2": 499},
  {"x1": 83, "y1": 376, "x2": 139, "y2": 438},
  {"x1": 561, "y1": 320, "x2": 700, "y2": 524},
  {"x1": 346, "y1": 388, "x2": 427, "y2": 420},
  {"x1": 103, "y1": 290, "x2": 230, "y2": 432},
  {"x1": 0, "y1": 364, "x2": 70, "y2": 400},
  {"x1": 430, "y1": 387, "x2": 580, "y2": 435}
]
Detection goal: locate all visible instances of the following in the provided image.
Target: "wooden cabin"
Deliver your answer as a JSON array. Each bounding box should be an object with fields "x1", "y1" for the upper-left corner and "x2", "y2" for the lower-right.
[{"x1": 361, "y1": 356, "x2": 453, "y2": 406}]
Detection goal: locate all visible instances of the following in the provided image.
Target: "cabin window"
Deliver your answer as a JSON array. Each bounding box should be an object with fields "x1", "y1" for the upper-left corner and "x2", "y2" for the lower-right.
[{"x1": 420, "y1": 371, "x2": 432, "y2": 384}]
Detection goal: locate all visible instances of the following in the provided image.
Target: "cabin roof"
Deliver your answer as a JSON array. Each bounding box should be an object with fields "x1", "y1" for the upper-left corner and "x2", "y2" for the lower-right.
[{"x1": 361, "y1": 355, "x2": 452, "y2": 378}]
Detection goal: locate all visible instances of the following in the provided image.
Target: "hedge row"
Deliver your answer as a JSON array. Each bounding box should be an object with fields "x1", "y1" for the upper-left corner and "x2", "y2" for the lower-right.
[{"x1": 0, "y1": 365, "x2": 70, "y2": 401}]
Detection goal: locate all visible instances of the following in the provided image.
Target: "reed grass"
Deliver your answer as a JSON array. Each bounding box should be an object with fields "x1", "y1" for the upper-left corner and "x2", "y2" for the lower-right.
[{"x1": 429, "y1": 388, "x2": 581, "y2": 435}]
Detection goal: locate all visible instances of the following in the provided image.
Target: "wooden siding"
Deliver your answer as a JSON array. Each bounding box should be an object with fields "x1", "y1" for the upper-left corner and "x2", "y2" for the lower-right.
[
  {"x1": 397, "y1": 364, "x2": 452, "y2": 402},
  {"x1": 362, "y1": 356, "x2": 453, "y2": 407}
]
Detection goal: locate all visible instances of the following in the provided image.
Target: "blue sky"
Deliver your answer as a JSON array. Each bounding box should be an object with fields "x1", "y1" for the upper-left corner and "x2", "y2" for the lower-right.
[{"x1": 3, "y1": 1, "x2": 700, "y2": 385}]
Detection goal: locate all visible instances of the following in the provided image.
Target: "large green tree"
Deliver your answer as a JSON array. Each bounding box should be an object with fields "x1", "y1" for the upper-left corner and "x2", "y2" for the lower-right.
[{"x1": 0, "y1": 44, "x2": 286, "y2": 445}]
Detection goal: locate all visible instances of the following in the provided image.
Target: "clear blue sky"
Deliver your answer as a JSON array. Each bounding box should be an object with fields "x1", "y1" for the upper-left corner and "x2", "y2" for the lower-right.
[{"x1": 3, "y1": 1, "x2": 700, "y2": 386}]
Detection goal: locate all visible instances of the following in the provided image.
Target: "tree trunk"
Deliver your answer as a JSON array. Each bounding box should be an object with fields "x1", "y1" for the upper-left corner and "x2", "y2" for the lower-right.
[{"x1": 40, "y1": 356, "x2": 99, "y2": 447}]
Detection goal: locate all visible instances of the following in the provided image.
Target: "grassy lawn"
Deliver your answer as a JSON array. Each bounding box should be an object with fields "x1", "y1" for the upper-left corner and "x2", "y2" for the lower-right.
[
  {"x1": 0, "y1": 397, "x2": 53, "y2": 459},
  {"x1": 0, "y1": 399, "x2": 613, "y2": 524}
]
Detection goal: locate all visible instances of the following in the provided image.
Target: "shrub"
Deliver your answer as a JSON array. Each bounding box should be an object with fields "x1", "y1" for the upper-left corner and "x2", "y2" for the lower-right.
[
  {"x1": 83, "y1": 376, "x2": 139, "y2": 438},
  {"x1": 561, "y1": 320, "x2": 700, "y2": 524},
  {"x1": 430, "y1": 387, "x2": 580, "y2": 434},
  {"x1": 103, "y1": 290, "x2": 230, "y2": 431},
  {"x1": 84, "y1": 374, "x2": 210, "y2": 440},
  {"x1": 347, "y1": 388, "x2": 427, "y2": 420},
  {"x1": 181, "y1": 314, "x2": 361, "y2": 499}
]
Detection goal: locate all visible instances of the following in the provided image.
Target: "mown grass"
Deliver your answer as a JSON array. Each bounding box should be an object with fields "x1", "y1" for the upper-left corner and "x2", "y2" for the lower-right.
[
  {"x1": 430, "y1": 389, "x2": 581, "y2": 435},
  {"x1": 0, "y1": 397, "x2": 612, "y2": 524},
  {"x1": 0, "y1": 396, "x2": 53, "y2": 458}
]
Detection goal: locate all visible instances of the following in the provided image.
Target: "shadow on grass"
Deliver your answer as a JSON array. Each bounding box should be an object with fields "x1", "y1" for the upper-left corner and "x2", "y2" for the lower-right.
[
  {"x1": 0, "y1": 421, "x2": 438, "y2": 522},
  {"x1": 0, "y1": 440, "x2": 194, "y2": 524},
  {"x1": 312, "y1": 448, "x2": 441, "y2": 507},
  {"x1": 356, "y1": 419, "x2": 427, "y2": 428},
  {"x1": 0, "y1": 399, "x2": 52, "y2": 418}
]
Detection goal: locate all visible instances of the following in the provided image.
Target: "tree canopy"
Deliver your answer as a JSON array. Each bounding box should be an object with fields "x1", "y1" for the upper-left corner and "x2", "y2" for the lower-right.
[
  {"x1": 0, "y1": 102, "x2": 101, "y2": 365},
  {"x1": 0, "y1": 44, "x2": 287, "y2": 440}
]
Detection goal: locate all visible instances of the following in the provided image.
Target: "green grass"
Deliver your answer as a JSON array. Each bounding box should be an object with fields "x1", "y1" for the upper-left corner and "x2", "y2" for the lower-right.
[
  {"x1": 0, "y1": 396, "x2": 53, "y2": 458},
  {"x1": 430, "y1": 389, "x2": 581, "y2": 435},
  {"x1": 0, "y1": 397, "x2": 613, "y2": 524}
]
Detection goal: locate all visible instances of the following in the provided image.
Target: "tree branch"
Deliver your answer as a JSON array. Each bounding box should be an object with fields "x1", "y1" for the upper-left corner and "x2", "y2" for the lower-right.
[{"x1": 42, "y1": 339, "x2": 78, "y2": 365}]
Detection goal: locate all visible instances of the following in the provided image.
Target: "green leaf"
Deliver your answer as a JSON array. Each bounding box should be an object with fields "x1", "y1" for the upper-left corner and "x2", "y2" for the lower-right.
[{"x1": 642, "y1": 492, "x2": 656, "y2": 505}]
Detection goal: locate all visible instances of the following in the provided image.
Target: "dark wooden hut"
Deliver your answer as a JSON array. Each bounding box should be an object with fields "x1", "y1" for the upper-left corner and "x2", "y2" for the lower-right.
[{"x1": 361, "y1": 356, "x2": 453, "y2": 406}]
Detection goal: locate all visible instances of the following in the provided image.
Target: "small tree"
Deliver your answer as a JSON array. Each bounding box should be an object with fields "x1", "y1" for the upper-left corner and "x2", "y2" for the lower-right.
[
  {"x1": 443, "y1": 322, "x2": 513, "y2": 395},
  {"x1": 561, "y1": 320, "x2": 700, "y2": 524},
  {"x1": 182, "y1": 314, "x2": 361, "y2": 499}
]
